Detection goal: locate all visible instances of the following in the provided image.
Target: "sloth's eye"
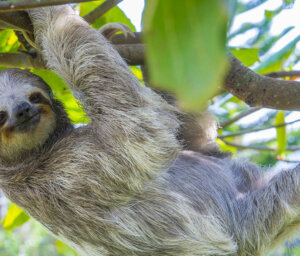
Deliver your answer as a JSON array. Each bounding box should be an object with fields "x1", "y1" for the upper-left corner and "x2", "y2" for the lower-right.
[
  {"x1": 0, "y1": 111, "x2": 7, "y2": 126},
  {"x1": 29, "y1": 93, "x2": 42, "y2": 104}
]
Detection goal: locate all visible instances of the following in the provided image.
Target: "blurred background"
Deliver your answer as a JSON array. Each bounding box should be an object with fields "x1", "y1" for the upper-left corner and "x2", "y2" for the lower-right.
[{"x1": 0, "y1": 0, "x2": 299, "y2": 255}]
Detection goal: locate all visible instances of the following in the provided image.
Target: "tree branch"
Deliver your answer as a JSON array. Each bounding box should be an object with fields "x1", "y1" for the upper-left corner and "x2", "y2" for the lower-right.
[
  {"x1": 219, "y1": 119, "x2": 300, "y2": 138},
  {"x1": 220, "y1": 138, "x2": 300, "y2": 152},
  {"x1": 111, "y1": 32, "x2": 142, "y2": 44},
  {"x1": 0, "y1": 53, "x2": 45, "y2": 69},
  {"x1": 225, "y1": 54, "x2": 300, "y2": 111},
  {"x1": 1, "y1": 8, "x2": 300, "y2": 111},
  {"x1": 113, "y1": 44, "x2": 144, "y2": 65},
  {"x1": 265, "y1": 70, "x2": 300, "y2": 78},
  {"x1": 220, "y1": 108, "x2": 260, "y2": 128},
  {"x1": 0, "y1": 0, "x2": 91, "y2": 12},
  {"x1": 0, "y1": 44, "x2": 144, "y2": 68},
  {"x1": 0, "y1": 11, "x2": 32, "y2": 32},
  {"x1": 84, "y1": 0, "x2": 123, "y2": 24}
]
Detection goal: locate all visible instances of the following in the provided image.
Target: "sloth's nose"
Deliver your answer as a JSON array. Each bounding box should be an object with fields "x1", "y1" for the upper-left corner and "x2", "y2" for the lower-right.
[{"x1": 14, "y1": 102, "x2": 32, "y2": 121}]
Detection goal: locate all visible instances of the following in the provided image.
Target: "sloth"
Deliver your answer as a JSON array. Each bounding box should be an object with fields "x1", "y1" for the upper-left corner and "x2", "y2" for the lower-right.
[{"x1": 0, "y1": 5, "x2": 299, "y2": 256}]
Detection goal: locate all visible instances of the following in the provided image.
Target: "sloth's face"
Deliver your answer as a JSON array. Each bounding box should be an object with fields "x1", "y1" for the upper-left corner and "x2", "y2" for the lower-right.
[{"x1": 0, "y1": 70, "x2": 56, "y2": 159}]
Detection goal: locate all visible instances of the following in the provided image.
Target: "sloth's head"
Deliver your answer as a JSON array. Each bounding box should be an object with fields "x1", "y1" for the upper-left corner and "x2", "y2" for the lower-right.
[{"x1": 0, "y1": 69, "x2": 68, "y2": 161}]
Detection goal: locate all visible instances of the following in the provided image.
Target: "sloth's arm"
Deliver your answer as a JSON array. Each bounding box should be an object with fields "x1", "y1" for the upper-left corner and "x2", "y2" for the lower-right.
[
  {"x1": 27, "y1": 6, "x2": 180, "y2": 204},
  {"x1": 234, "y1": 164, "x2": 300, "y2": 254}
]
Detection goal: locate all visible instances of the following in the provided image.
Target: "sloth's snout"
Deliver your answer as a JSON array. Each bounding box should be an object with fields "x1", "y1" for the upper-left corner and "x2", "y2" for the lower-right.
[
  {"x1": 8, "y1": 102, "x2": 40, "y2": 132},
  {"x1": 14, "y1": 102, "x2": 32, "y2": 121}
]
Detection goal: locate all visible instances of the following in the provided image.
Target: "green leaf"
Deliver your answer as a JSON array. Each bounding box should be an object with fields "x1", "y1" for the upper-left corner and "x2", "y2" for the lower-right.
[
  {"x1": 79, "y1": 1, "x2": 135, "y2": 31},
  {"x1": 143, "y1": 0, "x2": 228, "y2": 110},
  {"x1": 230, "y1": 48, "x2": 260, "y2": 67},
  {"x1": 255, "y1": 35, "x2": 300, "y2": 74},
  {"x1": 1, "y1": 204, "x2": 30, "y2": 231},
  {"x1": 56, "y1": 240, "x2": 78, "y2": 256},
  {"x1": 31, "y1": 70, "x2": 89, "y2": 124},
  {"x1": 275, "y1": 110, "x2": 286, "y2": 156},
  {"x1": 0, "y1": 30, "x2": 20, "y2": 53}
]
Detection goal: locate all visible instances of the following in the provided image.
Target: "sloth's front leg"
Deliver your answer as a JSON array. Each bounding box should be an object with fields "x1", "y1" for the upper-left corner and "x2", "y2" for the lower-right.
[{"x1": 234, "y1": 164, "x2": 300, "y2": 255}]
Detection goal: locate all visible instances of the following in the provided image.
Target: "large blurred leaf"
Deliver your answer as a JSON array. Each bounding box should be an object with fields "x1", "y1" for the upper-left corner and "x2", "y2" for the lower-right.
[
  {"x1": 32, "y1": 70, "x2": 88, "y2": 124},
  {"x1": 56, "y1": 240, "x2": 77, "y2": 256},
  {"x1": 230, "y1": 48, "x2": 260, "y2": 66},
  {"x1": 275, "y1": 111, "x2": 286, "y2": 157},
  {"x1": 143, "y1": 0, "x2": 228, "y2": 110},
  {"x1": 255, "y1": 35, "x2": 300, "y2": 74},
  {"x1": 1, "y1": 204, "x2": 30, "y2": 231},
  {"x1": 79, "y1": 1, "x2": 135, "y2": 31}
]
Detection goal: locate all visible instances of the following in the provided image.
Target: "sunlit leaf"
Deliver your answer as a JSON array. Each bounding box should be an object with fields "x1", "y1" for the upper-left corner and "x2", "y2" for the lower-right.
[
  {"x1": 230, "y1": 48, "x2": 260, "y2": 66},
  {"x1": 1, "y1": 204, "x2": 30, "y2": 231},
  {"x1": 143, "y1": 0, "x2": 228, "y2": 110},
  {"x1": 216, "y1": 138, "x2": 237, "y2": 154},
  {"x1": 0, "y1": 30, "x2": 20, "y2": 53},
  {"x1": 32, "y1": 69, "x2": 89, "y2": 124},
  {"x1": 130, "y1": 66, "x2": 143, "y2": 84},
  {"x1": 56, "y1": 240, "x2": 78, "y2": 256},
  {"x1": 275, "y1": 110, "x2": 286, "y2": 157}
]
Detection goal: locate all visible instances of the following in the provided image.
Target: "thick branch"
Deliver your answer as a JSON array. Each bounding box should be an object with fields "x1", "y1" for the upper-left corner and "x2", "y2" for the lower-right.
[
  {"x1": 113, "y1": 44, "x2": 144, "y2": 65},
  {"x1": 0, "y1": 44, "x2": 143, "y2": 68},
  {"x1": 1, "y1": 8, "x2": 300, "y2": 111},
  {"x1": 84, "y1": 0, "x2": 123, "y2": 24},
  {"x1": 225, "y1": 54, "x2": 300, "y2": 110},
  {"x1": 110, "y1": 32, "x2": 142, "y2": 44},
  {"x1": 0, "y1": 0, "x2": 91, "y2": 12}
]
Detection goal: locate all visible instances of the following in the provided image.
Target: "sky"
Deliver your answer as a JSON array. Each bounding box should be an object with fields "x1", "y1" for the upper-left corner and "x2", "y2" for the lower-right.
[{"x1": 119, "y1": 0, "x2": 144, "y2": 31}]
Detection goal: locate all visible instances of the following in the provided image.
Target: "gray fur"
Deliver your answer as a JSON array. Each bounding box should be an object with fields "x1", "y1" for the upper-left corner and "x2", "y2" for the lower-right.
[{"x1": 0, "y1": 6, "x2": 299, "y2": 256}]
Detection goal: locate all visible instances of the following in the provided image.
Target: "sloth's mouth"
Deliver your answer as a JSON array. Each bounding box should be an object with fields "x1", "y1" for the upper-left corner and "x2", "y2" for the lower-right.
[{"x1": 14, "y1": 112, "x2": 41, "y2": 133}]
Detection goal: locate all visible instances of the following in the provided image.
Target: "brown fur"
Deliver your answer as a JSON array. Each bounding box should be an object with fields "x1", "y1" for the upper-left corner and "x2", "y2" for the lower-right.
[{"x1": 0, "y1": 6, "x2": 299, "y2": 256}]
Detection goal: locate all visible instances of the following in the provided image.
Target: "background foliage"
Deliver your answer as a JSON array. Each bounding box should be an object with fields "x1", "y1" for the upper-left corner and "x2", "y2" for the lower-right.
[{"x1": 0, "y1": 0, "x2": 299, "y2": 255}]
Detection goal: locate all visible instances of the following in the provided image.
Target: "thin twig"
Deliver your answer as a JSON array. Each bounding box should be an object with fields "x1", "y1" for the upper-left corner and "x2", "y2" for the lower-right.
[
  {"x1": 219, "y1": 119, "x2": 300, "y2": 138},
  {"x1": 220, "y1": 138, "x2": 300, "y2": 152},
  {"x1": 84, "y1": 0, "x2": 123, "y2": 24},
  {"x1": 0, "y1": 44, "x2": 144, "y2": 68},
  {"x1": 220, "y1": 108, "x2": 260, "y2": 128},
  {"x1": 0, "y1": 53, "x2": 45, "y2": 69},
  {"x1": 266, "y1": 71, "x2": 300, "y2": 78},
  {"x1": 0, "y1": 11, "x2": 32, "y2": 32},
  {"x1": 278, "y1": 159, "x2": 300, "y2": 163},
  {"x1": 0, "y1": 0, "x2": 91, "y2": 12}
]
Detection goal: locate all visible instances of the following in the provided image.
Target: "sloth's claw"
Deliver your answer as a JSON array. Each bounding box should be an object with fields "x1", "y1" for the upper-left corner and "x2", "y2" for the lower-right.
[{"x1": 99, "y1": 22, "x2": 135, "y2": 40}]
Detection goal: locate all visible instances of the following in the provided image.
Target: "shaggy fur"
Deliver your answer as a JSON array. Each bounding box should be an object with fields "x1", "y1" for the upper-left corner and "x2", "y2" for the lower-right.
[{"x1": 0, "y1": 6, "x2": 299, "y2": 256}]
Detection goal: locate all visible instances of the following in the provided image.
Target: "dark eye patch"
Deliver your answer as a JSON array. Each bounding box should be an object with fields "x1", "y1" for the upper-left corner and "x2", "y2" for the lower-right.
[
  {"x1": 0, "y1": 111, "x2": 7, "y2": 127},
  {"x1": 29, "y1": 92, "x2": 45, "y2": 104}
]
